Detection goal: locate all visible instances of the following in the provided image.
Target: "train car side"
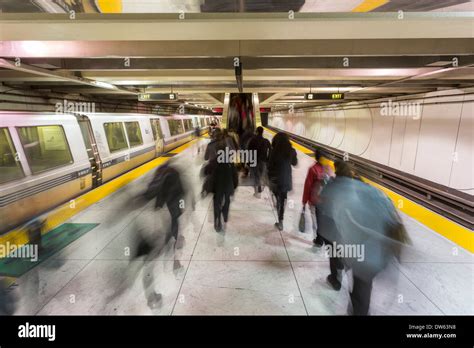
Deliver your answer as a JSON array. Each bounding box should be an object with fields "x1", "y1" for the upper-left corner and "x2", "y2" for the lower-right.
[{"x1": 0, "y1": 112, "x2": 92, "y2": 234}]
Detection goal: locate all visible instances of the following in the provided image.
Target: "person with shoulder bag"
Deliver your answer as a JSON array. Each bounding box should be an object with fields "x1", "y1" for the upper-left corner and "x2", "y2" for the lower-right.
[{"x1": 301, "y1": 149, "x2": 329, "y2": 246}]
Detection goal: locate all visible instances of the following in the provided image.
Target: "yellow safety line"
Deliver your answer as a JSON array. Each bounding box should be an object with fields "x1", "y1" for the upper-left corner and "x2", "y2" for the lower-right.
[
  {"x1": 364, "y1": 178, "x2": 473, "y2": 253},
  {"x1": 263, "y1": 127, "x2": 473, "y2": 253},
  {"x1": 352, "y1": 0, "x2": 389, "y2": 12},
  {"x1": 169, "y1": 139, "x2": 196, "y2": 153},
  {"x1": 264, "y1": 127, "x2": 314, "y2": 155},
  {"x1": 0, "y1": 139, "x2": 198, "y2": 254}
]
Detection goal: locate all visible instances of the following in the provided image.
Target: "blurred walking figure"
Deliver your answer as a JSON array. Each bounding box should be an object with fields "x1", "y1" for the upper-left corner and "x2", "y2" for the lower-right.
[
  {"x1": 267, "y1": 132, "x2": 297, "y2": 231},
  {"x1": 0, "y1": 278, "x2": 16, "y2": 315},
  {"x1": 193, "y1": 125, "x2": 202, "y2": 155},
  {"x1": 145, "y1": 161, "x2": 186, "y2": 247},
  {"x1": 206, "y1": 140, "x2": 239, "y2": 232},
  {"x1": 247, "y1": 126, "x2": 271, "y2": 198},
  {"x1": 302, "y1": 149, "x2": 330, "y2": 246},
  {"x1": 142, "y1": 160, "x2": 187, "y2": 307},
  {"x1": 223, "y1": 129, "x2": 238, "y2": 152},
  {"x1": 317, "y1": 159, "x2": 410, "y2": 315},
  {"x1": 204, "y1": 128, "x2": 223, "y2": 162},
  {"x1": 109, "y1": 160, "x2": 190, "y2": 310},
  {"x1": 316, "y1": 160, "x2": 352, "y2": 291},
  {"x1": 202, "y1": 128, "x2": 223, "y2": 197},
  {"x1": 239, "y1": 128, "x2": 255, "y2": 177}
]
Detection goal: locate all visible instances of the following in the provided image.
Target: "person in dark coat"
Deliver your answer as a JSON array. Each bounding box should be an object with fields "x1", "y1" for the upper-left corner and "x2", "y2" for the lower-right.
[
  {"x1": 204, "y1": 128, "x2": 223, "y2": 162},
  {"x1": 247, "y1": 126, "x2": 271, "y2": 197},
  {"x1": 239, "y1": 128, "x2": 254, "y2": 177},
  {"x1": 267, "y1": 132, "x2": 297, "y2": 231},
  {"x1": 223, "y1": 129, "x2": 238, "y2": 151},
  {"x1": 209, "y1": 140, "x2": 239, "y2": 232},
  {"x1": 145, "y1": 162, "x2": 185, "y2": 245}
]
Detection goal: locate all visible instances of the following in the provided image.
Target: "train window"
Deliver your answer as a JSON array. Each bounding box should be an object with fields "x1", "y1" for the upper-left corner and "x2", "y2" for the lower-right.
[
  {"x1": 150, "y1": 119, "x2": 163, "y2": 140},
  {"x1": 168, "y1": 119, "x2": 184, "y2": 136},
  {"x1": 0, "y1": 128, "x2": 24, "y2": 184},
  {"x1": 17, "y1": 125, "x2": 73, "y2": 174},
  {"x1": 183, "y1": 119, "x2": 193, "y2": 132},
  {"x1": 104, "y1": 122, "x2": 128, "y2": 153},
  {"x1": 124, "y1": 122, "x2": 143, "y2": 147}
]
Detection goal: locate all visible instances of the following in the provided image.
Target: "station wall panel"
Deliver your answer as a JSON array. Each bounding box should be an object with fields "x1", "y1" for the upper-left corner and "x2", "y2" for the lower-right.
[
  {"x1": 388, "y1": 113, "x2": 407, "y2": 170},
  {"x1": 449, "y1": 95, "x2": 473, "y2": 194},
  {"x1": 268, "y1": 89, "x2": 473, "y2": 194},
  {"x1": 366, "y1": 104, "x2": 393, "y2": 166},
  {"x1": 331, "y1": 108, "x2": 345, "y2": 149},
  {"x1": 400, "y1": 98, "x2": 424, "y2": 175},
  {"x1": 414, "y1": 91, "x2": 464, "y2": 187}
]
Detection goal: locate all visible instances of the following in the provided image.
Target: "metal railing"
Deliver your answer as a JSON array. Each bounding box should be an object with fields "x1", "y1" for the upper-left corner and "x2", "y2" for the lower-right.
[{"x1": 267, "y1": 125, "x2": 473, "y2": 229}]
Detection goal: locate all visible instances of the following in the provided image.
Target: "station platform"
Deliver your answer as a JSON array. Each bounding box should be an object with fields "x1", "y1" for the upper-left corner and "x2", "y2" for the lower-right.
[{"x1": 6, "y1": 133, "x2": 473, "y2": 316}]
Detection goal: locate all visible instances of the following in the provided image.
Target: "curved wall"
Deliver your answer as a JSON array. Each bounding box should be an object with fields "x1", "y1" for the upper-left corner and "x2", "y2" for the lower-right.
[{"x1": 269, "y1": 88, "x2": 474, "y2": 195}]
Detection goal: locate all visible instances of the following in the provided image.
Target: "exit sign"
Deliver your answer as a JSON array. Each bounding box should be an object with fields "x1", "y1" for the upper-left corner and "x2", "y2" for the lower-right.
[
  {"x1": 139, "y1": 93, "x2": 178, "y2": 101},
  {"x1": 305, "y1": 93, "x2": 344, "y2": 100}
]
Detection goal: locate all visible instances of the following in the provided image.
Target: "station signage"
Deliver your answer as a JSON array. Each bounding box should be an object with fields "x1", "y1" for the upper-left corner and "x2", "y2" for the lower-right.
[
  {"x1": 305, "y1": 93, "x2": 344, "y2": 100},
  {"x1": 139, "y1": 93, "x2": 178, "y2": 101}
]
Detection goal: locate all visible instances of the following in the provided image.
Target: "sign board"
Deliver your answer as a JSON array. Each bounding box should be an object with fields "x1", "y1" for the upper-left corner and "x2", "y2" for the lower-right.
[
  {"x1": 305, "y1": 93, "x2": 344, "y2": 100},
  {"x1": 139, "y1": 93, "x2": 178, "y2": 101}
]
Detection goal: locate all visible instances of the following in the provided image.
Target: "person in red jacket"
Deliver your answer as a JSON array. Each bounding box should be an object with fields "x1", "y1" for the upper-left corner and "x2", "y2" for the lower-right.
[{"x1": 302, "y1": 149, "x2": 328, "y2": 246}]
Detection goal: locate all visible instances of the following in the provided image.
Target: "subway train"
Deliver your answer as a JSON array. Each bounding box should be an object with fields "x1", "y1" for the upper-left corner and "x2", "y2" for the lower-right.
[{"x1": 0, "y1": 111, "x2": 220, "y2": 234}]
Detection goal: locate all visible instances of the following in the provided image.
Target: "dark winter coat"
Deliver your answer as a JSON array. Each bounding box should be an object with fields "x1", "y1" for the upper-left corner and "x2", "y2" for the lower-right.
[
  {"x1": 145, "y1": 164, "x2": 184, "y2": 210},
  {"x1": 247, "y1": 134, "x2": 271, "y2": 163},
  {"x1": 267, "y1": 147, "x2": 297, "y2": 193},
  {"x1": 211, "y1": 161, "x2": 238, "y2": 195}
]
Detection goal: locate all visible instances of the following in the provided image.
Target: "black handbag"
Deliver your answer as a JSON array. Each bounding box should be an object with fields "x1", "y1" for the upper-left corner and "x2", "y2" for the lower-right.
[{"x1": 298, "y1": 206, "x2": 306, "y2": 233}]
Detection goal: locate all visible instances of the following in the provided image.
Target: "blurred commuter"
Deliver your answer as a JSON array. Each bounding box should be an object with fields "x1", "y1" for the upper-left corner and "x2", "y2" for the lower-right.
[
  {"x1": 117, "y1": 160, "x2": 188, "y2": 309},
  {"x1": 145, "y1": 161, "x2": 185, "y2": 246},
  {"x1": 267, "y1": 132, "x2": 298, "y2": 231},
  {"x1": 207, "y1": 140, "x2": 239, "y2": 232},
  {"x1": 194, "y1": 125, "x2": 202, "y2": 155},
  {"x1": 247, "y1": 126, "x2": 271, "y2": 197},
  {"x1": 317, "y1": 159, "x2": 410, "y2": 315},
  {"x1": 194, "y1": 125, "x2": 201, "y2": 139},
  {"x1": 0, "y1": 278, "x2": 16, "y2": 315},
  {"x1": 238, "y1": 128, "x2": 254, "y2": 177},
  {"x1": 240, "y1": 128, "x2": 254, "y2": 151},
  {"x1": 302, "y1": 149, "x2": 330, "y2": 246},
  {"x1": 347, "y1": 187, "x2": 408, "y2": 316},
  {"x1": 223, "y1": 129, "x2": 238, "y2": 152},
  {"x1": 316, "y1": 160, "x2": 352, "y2": 291},
  {"x1": 204, "y1": 128, "x2": 223, "y2": 162}
]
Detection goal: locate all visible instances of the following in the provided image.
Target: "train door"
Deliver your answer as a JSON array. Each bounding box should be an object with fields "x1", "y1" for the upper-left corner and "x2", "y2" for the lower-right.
[
  {"x1": 75, "y1": 115, "x2": 103, "y2": 188},
  {"x1": 150, "y1": 118, "x2": 164, "y2": 155}
]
